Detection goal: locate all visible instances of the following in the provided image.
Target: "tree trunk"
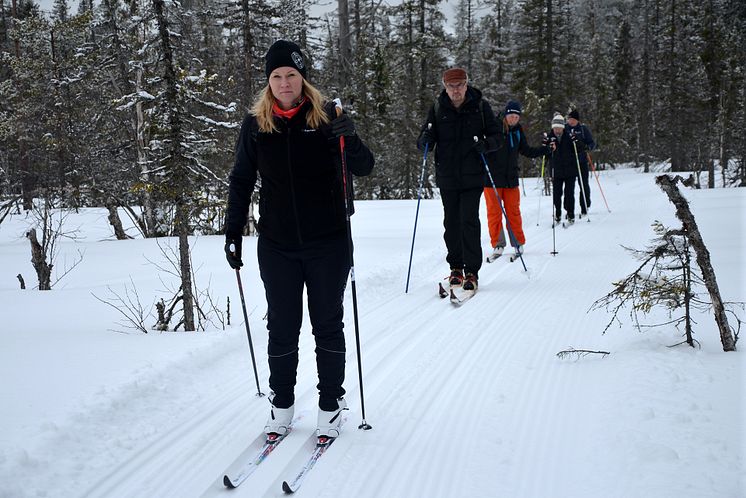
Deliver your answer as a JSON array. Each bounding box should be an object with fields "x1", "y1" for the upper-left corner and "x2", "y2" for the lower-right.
[
  {"x1": 25, "y1": 228, "x2": 52, "y2": 290},
  {"x1": 656, "y1": 174, "x2": 736, "y2": 351},
  {"x1": 176, "y1": 202, "x2": 195, "y2": 331},
  {"x1": 105, "y1": 200, "x2": 130, "y2": 240},
  {"x1": 338, "y1": 0, "x2": 350, "y2": 90},
  {"x1": 152, "y1": 0, "x2": 195, "y2": 331}
]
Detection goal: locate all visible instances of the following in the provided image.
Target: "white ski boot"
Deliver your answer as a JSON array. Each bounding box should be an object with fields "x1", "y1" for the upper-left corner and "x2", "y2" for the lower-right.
[
  {"x1": 486, "y1": 245, "x2": 505, "y2": 263},
  {"x1": 264, "y1": 392, "x2": 294, "y2": 436},
  {"x1": 317, "y1": 398, "x2": 348, "y2": 438}
]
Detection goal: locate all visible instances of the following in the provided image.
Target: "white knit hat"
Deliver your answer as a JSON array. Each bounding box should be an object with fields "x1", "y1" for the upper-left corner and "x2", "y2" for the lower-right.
[{"x1": 551, "y1": 114, "x2": 565, "y2": 128}]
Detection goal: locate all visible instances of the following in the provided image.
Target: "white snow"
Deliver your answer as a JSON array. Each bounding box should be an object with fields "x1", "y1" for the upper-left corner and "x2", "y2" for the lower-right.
[{"x1": 0, "y1": 168, "x2": 743, "y2": 498}]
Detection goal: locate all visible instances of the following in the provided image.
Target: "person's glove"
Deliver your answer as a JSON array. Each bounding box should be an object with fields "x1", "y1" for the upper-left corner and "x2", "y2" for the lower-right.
[
  {"x1": 541, "y1": 133, "x2": 549, "y2": 146},
  {"x1": 569, "y1": 130, "x2": 585, "y2": 148},
  {"x1": 331, "y1": 114, "x2": 356, "y2": 137},
  {"x1": 473, "y1": 138, "x2": 487, "y2": 154},
  {"x1": 547, "y1": 136, "x2": 558, "y2": 153},
  {"x1": 225, "y1": 237, "x2": 243, "y2": 269},
  {"x1": 417, "y1": 127, "x2": 436, "y2": 151}
]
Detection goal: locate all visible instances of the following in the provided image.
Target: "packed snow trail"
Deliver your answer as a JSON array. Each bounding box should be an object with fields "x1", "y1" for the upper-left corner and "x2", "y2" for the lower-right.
[{"x1": 1, "y1": 169, "x2": 741, "y2": 498}]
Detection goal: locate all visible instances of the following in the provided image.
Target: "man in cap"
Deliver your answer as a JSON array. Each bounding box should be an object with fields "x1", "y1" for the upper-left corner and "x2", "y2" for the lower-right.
[{"x1": 416, "y1": 68, "x2": 500, "y2": 292}]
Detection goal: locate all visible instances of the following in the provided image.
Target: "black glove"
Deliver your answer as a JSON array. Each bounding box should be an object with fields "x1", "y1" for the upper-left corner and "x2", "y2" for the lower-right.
[
  {"x1": 417, "y1": 128, "x2": 436, "y2": 151},
  {"x1": 225, "y1": 237, "x2": 243, "y2": 269},
  {"x1": 331, "y1": 114, "x2": 356, "y2": 137},
  {"x1": 541, "y1": 133, "x2": 549, "y2": 146},
  {"x1": 547, "y1": 136, "x2": 558, "y2": 153},
  {"x1": 473, "y1": 138, "x2": 487, "y2": 154}
]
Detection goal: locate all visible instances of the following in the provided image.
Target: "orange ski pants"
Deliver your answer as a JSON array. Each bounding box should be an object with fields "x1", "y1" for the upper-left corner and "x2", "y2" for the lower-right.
[{"x1": 483, "y1": 187, "x2": 525, "y2": 248}]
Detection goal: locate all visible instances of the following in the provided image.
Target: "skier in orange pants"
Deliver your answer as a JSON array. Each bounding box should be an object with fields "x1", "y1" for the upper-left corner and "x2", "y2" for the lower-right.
[{"x1": 483, "y1": 100, "x2": 548, "y2": 261}]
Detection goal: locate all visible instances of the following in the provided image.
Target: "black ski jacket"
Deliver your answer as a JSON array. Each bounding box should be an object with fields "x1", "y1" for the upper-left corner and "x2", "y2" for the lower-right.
[
  {"x1": 547, "y1": 128, "x2": 579, "y2": 179},
  {"x1": 484, "y1": 120, "x2": 547, "y2": 188},
  {"x1": 225, "y1": 101, "x2": 374, "y2": 247},
  {"x1": 417, "y1": 87, "x2": 500, "y2": 190}
]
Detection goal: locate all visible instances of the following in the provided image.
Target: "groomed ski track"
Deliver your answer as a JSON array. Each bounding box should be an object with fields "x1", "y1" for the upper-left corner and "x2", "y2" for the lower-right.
[{"x1": 12, "y1": 169, "x2": 738, "y2": 498}]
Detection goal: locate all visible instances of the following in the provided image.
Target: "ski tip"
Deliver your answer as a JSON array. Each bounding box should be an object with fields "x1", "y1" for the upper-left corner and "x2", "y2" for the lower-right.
[
  {"x1": 282, "y1": 481, "x2": 295, "y2": 494},
  {"x1": 438, "y1": 282, "x2": 448, "y2": 298},
  {"x1": 223, "y1": 475, "x2": 236, "y2": 489}
]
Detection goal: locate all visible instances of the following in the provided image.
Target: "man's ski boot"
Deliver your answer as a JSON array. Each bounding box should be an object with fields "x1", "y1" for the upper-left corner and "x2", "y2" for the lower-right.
[{"x1": 448, "y1": 268, "x2": 464, "y2": 288}]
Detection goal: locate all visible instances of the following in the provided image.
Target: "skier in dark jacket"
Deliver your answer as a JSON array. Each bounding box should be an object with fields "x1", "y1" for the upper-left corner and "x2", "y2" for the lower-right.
[
  {"x1": 483, "y1": 100, "x2": 546, "y2": 260},
  {"x1": 416, "y1": 67, "x2": 500, "y2": 292},
  {"x1": 547, "y1": 114, "x2": 578, "y2": 224},
  {"x1": 566, "y1": 109, "x2": 596, "y2": 216},
  {"x1": 223, "y1": 40, "x2": 374, "y2": 439}
]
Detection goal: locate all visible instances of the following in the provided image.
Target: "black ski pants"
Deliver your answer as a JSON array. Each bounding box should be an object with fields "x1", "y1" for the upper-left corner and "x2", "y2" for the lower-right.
[
  {"x1": 257, "y1": 235, "x2": 349, "y2": 412},
  {"x1": 553, "y1": 176, "x2": 576, "y2": 220},
  {"x1": 440, "y1": 187, "x2": 483, "y2": 276},
  {"x1": 577, "y1": 166, "x2": 591, "y2": 214}
]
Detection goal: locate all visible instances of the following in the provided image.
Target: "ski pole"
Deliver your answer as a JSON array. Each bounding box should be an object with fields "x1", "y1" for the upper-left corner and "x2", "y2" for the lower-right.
[
  {"x1": 476, "y1": 137, "x2": 527, "y2": 271},
  {"x1": 231, "y1": 258, "x2": 265, "y2": 397},
  {"x1": 405, "y1": 124, "x2": 431, "y2": 294},
  {"x1": 333, "y1": 99, "x2": 372, "y2": 431},
  {"x1": 536, "y1": 154, "x2": 545, "y2": 227},
  {"x1": 587, "y1": 151, "x2": 611, "y2": 212},
  {"x1": 572, "y1": 137, "x2": 590, "y2": 222},
  {"x1": 548, "y1": 145, "x2": 558, "y2": 256}
]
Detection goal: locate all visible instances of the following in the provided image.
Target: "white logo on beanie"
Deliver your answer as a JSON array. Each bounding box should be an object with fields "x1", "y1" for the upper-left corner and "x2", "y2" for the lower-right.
[{"x1": 291, "y1": 52, "x2": 304, "y2": 69}]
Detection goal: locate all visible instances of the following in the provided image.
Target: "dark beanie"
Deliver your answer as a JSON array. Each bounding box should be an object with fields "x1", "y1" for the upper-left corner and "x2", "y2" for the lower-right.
[
  {"x1": 569, "y1": 109, "x2": 580, "y2": 120},
  {"x1": 265, "y1": 40, "x2": 307, "y2": 79},
  {"x1": 505, "y1": 100, "x2": 522, "y2": 116}
]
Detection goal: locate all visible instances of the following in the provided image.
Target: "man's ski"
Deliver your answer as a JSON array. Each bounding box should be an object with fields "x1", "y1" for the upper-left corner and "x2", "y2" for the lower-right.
[
  {"x1": 438, "y1": 282, "x2": 448, "y2": 298},
  {"x1": 223, "y1": 430, "x2": 290, "y2": 488},
  {"x1": 282, "y1": 435, "x2": 338, "y2": 494},
  {"x1": 449, "y1": 287, "x2": 475, "y2": 305}
]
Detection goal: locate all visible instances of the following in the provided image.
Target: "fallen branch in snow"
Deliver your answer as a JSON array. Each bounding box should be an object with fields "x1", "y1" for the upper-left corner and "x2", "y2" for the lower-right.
[{"x1": 556, "y1": 348, "x2": 610, "y2": 360}]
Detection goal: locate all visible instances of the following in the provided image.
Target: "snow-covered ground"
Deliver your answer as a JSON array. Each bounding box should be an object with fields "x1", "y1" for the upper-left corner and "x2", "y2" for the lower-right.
[{"x1": 0, "y1": 168, "x2": 743, "y2": 498}]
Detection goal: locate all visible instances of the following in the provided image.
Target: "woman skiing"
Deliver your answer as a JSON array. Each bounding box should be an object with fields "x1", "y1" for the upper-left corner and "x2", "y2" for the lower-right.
[
  {"x1": 483, "y1": 100, "x2": 546, "y2": 261},
  {"x1": 547, "y1": 114, "x2": 577, "y2": 224},
  {"x1": 223, "y1": 40, "x2": 374, "y2": 438}
]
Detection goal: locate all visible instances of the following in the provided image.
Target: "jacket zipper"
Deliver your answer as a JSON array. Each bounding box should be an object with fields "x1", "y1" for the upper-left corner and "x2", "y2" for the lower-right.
[{"x1": 285, "y1": 126, "x2": 304, "y2": 245}]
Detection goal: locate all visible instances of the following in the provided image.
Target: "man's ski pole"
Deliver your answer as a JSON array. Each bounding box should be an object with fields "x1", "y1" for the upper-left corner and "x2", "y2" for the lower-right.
[
  {"x1": 477, "y1": 137, "x2": 527, "y2": 271},
  {"x1": 405, "y1": 124, "x2": 431, "y2": 294},
  {"x1": 334, "y1": 99, "x2": 372, "y2": 431},
  {"x1": 587, "y1": 151, "x2": 611, "y2": 212},
  {"x1": 231, "y1": 260, "x2": 264, "y2": 397}
]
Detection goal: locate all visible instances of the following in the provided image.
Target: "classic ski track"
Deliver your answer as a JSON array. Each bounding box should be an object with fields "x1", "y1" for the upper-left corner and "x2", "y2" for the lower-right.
[
  {"x1": 79, "y1": 344, "x2": 275, "y2": 497},
  {"x1": 322, "y1": 207, "x2": 618, "y2": 497},
  {"x1": 58, "y1": 173, "x2": 648, "y2": 497}
]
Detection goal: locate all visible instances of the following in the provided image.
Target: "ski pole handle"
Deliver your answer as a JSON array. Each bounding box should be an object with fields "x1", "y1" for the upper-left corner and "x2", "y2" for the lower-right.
[{"x1": 333, "y1": 97, "x2": 343, "y2": 118}]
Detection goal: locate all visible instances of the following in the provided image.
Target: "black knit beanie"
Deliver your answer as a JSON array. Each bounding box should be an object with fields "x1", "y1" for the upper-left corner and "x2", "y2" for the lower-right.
[
  {"x1": 504, "y1": 100, "x2": 522, "y2": 116},
  {"x1": 265, "y1": 40, "x2": 307, "y2": 79},
  {"x1": 568, "y1": 109, "x2": 580, "y2": 120}
]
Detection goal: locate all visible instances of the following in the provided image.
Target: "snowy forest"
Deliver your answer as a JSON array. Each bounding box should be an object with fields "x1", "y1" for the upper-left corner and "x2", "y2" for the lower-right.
[{"x1": 2, "y1": 0, "x2": 745, "y2": 241}]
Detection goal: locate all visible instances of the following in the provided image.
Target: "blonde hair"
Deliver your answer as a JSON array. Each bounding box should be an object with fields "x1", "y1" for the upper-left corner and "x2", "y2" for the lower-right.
[{"x1": 251, "y1": 79, "x2": 331, "y2": 133}]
